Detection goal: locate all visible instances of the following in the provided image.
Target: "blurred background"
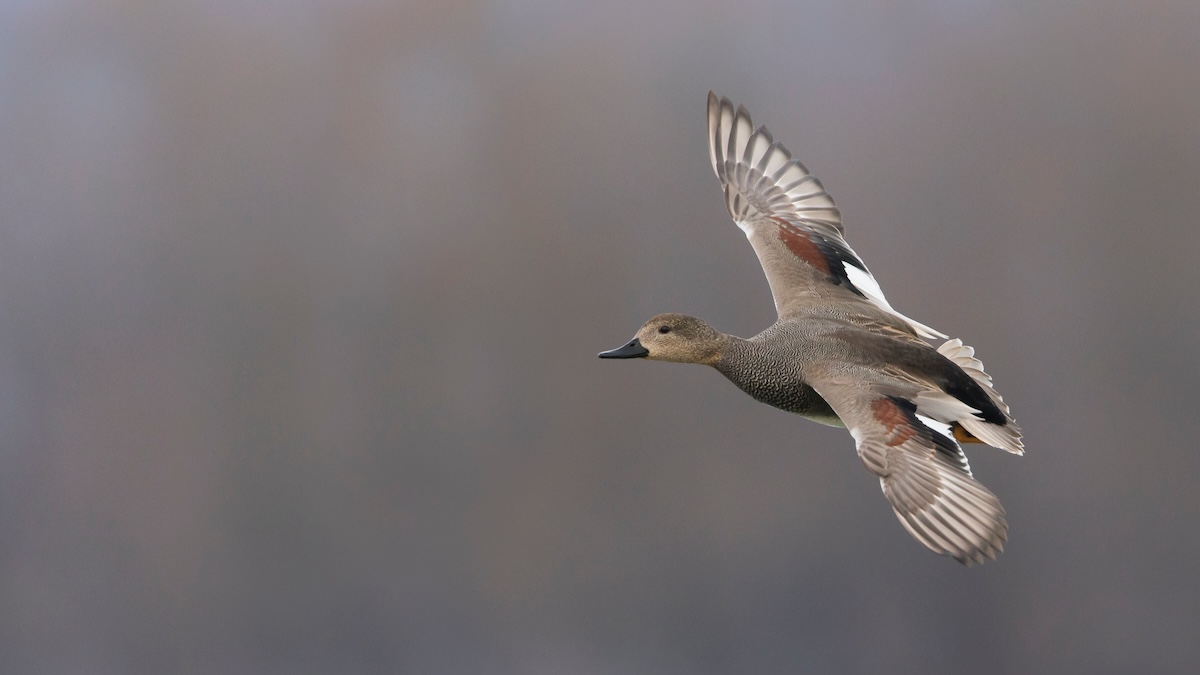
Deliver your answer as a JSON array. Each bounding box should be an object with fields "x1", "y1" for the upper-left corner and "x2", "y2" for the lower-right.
[{"x1": 2, "y1": 1, "x2": 1198, "y2": 673}]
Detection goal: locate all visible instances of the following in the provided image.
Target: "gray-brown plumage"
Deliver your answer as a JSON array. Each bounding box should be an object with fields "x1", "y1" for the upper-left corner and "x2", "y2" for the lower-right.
[{"x1": 599, "y1": 93, "x2": 1023, "y2": 565}]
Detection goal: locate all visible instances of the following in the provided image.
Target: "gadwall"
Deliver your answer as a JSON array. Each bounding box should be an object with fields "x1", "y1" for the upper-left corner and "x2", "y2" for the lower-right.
[{"x1": 600, "y1": 92, "x2": 1023, "y2": 565}]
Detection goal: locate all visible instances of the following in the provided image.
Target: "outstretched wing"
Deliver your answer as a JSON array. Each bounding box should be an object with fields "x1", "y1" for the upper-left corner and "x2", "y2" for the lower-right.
[
  {"x1": 807, "y1": 374, "x2": 1008, "y2": 565},
  {"x1": 707, "y1": 92, "x2": 944, "y2": 339}
]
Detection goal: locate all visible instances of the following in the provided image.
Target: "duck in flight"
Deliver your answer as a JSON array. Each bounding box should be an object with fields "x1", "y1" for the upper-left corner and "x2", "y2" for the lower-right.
[{"x1": 600, "y1": 92, "x2": 1023, "y2": 565}]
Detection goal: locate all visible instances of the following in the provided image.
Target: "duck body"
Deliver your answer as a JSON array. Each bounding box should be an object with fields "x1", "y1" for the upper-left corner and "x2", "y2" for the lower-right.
[
  {"x1": 713, "y1": 316, "x2": 1008, "y2": 431},
  {"x1": 599, "y1": 93, "x2": 1023, "y2": 565}
]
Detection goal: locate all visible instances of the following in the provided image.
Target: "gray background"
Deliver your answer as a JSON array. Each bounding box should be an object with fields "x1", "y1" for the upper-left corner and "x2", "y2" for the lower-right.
[{"x1": 2, "y1": 1, "x2": 1198, "y2": 673}]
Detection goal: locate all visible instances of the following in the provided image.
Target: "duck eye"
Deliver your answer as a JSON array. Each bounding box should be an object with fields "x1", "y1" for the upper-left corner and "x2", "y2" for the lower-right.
[{"x1": 658, "y1": 325, "x2": 672, "y2": 334}]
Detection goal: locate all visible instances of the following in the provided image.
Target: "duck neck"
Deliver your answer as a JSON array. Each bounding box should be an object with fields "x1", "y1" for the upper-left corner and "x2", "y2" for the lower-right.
[{"x1": 712, "y1": 334, "x2": 756, "y2": 374}]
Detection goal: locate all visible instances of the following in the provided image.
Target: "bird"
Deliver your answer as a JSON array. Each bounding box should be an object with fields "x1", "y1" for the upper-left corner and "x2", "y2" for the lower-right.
[{"x1": 599, "y1": 92, "x2": 1023, "y2": 565}]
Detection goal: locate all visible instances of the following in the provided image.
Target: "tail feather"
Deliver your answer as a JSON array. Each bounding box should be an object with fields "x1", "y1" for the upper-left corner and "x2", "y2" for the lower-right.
[{"x1": 938, "y1": 339, "x2": 1024, "y2": 455}]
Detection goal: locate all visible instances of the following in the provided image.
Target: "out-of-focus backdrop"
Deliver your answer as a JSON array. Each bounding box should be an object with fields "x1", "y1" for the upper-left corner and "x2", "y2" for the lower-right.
[{"x1": 2, "y1": 1, "x2": 1198, "y2": 673}]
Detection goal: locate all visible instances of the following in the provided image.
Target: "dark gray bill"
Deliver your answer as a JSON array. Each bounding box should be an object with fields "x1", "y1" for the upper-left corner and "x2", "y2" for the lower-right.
[{"x1": 598, "y1": 338, "x2": 649, "y2": 359}]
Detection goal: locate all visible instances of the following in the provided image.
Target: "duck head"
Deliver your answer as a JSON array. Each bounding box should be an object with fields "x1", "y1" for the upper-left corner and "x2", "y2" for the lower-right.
[{"x1": 598, "y1": 313, "x2": 726, "y2": 365}]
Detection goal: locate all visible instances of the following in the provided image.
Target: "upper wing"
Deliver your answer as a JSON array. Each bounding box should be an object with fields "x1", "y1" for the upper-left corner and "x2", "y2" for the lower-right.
[
  {"x1": 707, "y1": 92, "x2": 945, "y2": 339},
  {"x1": 807, "y1": 374, "x2": 1008, "y2": 565}
]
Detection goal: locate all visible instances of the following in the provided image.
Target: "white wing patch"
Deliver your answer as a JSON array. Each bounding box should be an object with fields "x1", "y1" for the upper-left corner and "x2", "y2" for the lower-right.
[
  {"x1": 844, "y1": 264, "x2": 892, "y2": 312},
  {"x1": 915, "y1": 413, "x2": 954, "y2": 443}
]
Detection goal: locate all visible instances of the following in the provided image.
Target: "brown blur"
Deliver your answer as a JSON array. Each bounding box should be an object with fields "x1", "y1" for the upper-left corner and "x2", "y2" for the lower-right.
[{"x1": 2, "y1": 1, "x2": 1198, "y2": 673}]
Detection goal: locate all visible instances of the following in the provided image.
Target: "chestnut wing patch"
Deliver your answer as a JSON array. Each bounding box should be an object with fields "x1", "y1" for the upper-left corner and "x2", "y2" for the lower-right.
[
  {"x1": 774, "y1": 217, "x2": 869, "y2": 297},
  {"x1": 870, "y1": 396, "x2": 969, "y2": 474}
]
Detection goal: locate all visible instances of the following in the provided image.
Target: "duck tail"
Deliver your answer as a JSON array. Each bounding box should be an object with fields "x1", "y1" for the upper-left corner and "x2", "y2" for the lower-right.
[{"x1": 937, "y1": 338, "x2": 1024, "y2": 455}]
